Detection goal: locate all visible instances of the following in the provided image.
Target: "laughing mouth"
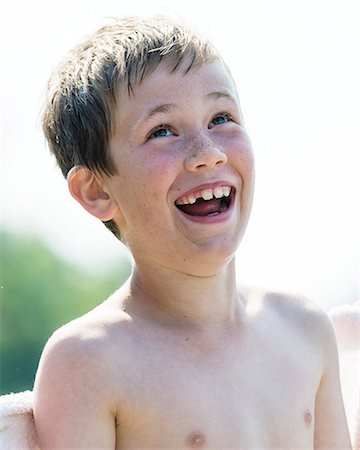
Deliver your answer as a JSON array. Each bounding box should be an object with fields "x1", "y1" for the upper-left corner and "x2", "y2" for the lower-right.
[{"x1": 175, "y1": 185, "x2": 234, "y2": 217}]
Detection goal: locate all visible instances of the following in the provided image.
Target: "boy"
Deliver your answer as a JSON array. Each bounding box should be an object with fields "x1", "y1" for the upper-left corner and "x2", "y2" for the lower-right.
[{"x1": 33, "y1": 16, "x2": 352, "y2": 449}]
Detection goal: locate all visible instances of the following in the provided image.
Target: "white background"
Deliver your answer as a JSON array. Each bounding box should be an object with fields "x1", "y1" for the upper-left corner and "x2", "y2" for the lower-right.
[{"x1": 1, "y1": 0, "x2": 359, "y2": 310}]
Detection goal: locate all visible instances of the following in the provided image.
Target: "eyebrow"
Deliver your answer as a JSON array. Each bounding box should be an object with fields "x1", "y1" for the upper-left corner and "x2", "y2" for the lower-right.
[
  {"x1": 139, "y1": 91, "x2": 237, "y2": 127},
  {"x1": 143, "y1": 103, "x2": 177, "y2": 122},
  {"x1": 206, "y1": 90, "x2": 237, "y2": 103}
]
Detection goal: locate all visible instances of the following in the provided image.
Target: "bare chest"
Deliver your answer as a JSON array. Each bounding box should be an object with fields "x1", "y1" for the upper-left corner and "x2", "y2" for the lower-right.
[{"x1": 114, "y1": 329, "x2": 321, "y2": 449}]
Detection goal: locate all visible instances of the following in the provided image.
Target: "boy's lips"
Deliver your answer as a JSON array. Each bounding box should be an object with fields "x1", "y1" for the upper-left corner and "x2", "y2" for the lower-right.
[{"x1": 174, "y1": 182, "x2": 236, "y2": 220}]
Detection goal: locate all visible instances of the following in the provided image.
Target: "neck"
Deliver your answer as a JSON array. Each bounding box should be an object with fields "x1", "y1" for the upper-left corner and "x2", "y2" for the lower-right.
[{"x1": 124, "y1": 257, "x2": 243, "y2": 328}]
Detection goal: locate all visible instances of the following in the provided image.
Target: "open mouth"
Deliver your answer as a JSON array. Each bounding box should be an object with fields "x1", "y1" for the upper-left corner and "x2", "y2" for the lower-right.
[{"x1": 175, "y1": 185, "x2": 234, "y2": 217}]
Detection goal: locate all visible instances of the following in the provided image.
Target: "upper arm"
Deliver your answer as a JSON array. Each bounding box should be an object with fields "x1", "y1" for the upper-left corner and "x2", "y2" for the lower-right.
[
  {"x1": 314, "y1": 313, "x2": 352, "y2": 449},
  {"x1": 33, "y1": 327, "x2": 117, "y2": 449}
]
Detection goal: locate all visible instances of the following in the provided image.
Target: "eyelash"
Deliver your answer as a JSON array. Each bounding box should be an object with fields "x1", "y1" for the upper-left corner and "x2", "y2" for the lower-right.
[
  {"x1": 146, "y1": 111, "x2": 235, "y2": 141},
  {"x1": 209, "y1": 112, "x2": 234, "y2": 128},
  {"x1": 147, "y1": 124, "x2": 175, "y2": 140}
]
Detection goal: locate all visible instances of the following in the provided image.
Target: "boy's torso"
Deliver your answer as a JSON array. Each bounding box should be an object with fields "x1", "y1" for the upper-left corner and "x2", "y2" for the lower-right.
[{"x1": 87, "y1": 289, "x2": 323, "y2": 449}]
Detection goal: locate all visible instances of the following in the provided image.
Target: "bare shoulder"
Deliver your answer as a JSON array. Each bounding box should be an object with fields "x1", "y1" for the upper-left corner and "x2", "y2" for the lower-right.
[
  {"x1": 243, "y1": 286, "x2": 336, "y2": 349},
  {"x1": 34, "y1": 283, "x2": 136, "y2": 402},
  {"x1": 35, "y1": 287, "x2": 132, "y2": 384},
  {"x1": 33, "y1": 288, "x2": 132, "y2": 447},
  {"x1": 266, "y1": 289, "x2": 333, "y2": 332}
]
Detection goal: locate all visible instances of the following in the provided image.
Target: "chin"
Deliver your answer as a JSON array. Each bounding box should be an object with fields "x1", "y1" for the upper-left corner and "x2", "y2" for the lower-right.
[{"x1": 181, "y1": 234, "x2": 241, "y2": 275}]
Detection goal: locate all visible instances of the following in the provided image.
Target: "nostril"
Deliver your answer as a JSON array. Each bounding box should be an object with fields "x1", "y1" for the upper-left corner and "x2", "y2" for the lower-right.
[
  {"x1": 185, "y1": 146, "x2": 228, "y2": 172},
  {"x1": 184, "y1": 138, "x2": 228, "y2": 172}
]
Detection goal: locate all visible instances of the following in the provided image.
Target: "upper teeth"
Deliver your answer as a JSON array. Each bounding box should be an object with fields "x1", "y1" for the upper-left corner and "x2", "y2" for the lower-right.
[{"x1": 175, "y1": 185, "x2": 231, "y2": 206}]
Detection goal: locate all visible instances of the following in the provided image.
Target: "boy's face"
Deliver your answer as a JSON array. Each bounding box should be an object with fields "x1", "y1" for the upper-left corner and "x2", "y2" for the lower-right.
[{"x1": 105, "y1": 59, "x2": 255, "y2": 275}]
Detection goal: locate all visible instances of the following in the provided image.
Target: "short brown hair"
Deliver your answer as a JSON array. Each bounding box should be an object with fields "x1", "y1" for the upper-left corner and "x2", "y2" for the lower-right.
[{"x1": 42, "y1": 16, "x2": 220, "y2": 239}]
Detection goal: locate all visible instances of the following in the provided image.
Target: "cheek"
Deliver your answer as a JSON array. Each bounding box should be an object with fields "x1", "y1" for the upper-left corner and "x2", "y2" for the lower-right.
[
  {"x1": 237, "y1": 129, "x2": 254, "y2": 157},
  {"x1": 116, "y1": 157, "x2": 175, "y2": 218},
  {"x1": 225, "y1": 130, "x2": 255, "y2": 173}
]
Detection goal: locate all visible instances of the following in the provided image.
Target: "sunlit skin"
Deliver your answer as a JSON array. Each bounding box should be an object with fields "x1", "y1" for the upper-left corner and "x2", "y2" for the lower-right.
[
  {"x1": 101, "y1": 60, "x2": 255, "y2": 326},
  {"x1": 106, "y1": 60, "x2": 255, "y2": 279},
  {"x1": 33, "y1": 61, "x2": 352, "y2": 449},
  {"x1": 330, "y1": 303, "x2": 360, "y2": 449}
]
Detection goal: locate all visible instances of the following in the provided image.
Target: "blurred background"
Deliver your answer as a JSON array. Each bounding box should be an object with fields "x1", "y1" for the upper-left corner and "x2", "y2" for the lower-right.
[{"x1": 1, "y1": 0, "x2": 359, "y2": 394}]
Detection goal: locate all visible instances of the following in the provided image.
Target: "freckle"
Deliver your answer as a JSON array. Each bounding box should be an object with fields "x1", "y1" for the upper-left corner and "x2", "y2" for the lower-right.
[
  {"x1": 304, "y1": 411, "x2": 312, "y2": 425},
  {"x1": 186, "y1": 432, "x2": 206, "y2": 448}
]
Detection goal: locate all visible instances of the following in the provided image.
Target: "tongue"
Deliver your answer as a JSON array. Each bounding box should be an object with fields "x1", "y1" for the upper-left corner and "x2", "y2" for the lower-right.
[{"x1": 177, "y1": 198, "x2": 222, "y2": 216}]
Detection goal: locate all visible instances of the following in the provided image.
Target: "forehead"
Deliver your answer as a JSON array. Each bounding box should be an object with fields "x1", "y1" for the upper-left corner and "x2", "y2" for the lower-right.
[{"x1": 114, "y1": 60, "x2": 239, "y2": 123}]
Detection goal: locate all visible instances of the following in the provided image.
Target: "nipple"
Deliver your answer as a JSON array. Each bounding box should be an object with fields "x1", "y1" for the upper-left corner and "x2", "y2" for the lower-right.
[
  {"x1": 304, "y1": 411, "x2": 312, "y2": 425},
  {"x1": 186, "y1": 431, "x2": 206, "y2": 448}
]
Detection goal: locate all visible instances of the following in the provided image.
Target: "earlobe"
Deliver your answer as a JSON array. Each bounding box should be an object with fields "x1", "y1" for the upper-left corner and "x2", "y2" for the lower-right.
[{"x1": 67, "y1": 166, "x2": 117, "y2": 221}]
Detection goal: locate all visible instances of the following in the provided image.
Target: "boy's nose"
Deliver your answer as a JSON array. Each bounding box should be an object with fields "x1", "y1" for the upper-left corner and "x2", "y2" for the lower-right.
[{"x1": 184, "y1": 137, "x2": 228, "y2": 172}]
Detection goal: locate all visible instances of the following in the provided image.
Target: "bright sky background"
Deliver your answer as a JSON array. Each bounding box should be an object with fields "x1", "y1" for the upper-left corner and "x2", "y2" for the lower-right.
[{"x1": 1, "y1": 0, "x2": 359, "y2": 310}]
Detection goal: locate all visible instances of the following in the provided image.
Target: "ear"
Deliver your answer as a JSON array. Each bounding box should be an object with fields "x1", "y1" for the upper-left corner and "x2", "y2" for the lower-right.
[{"x1": 67, "y1": 166, "x2": 117, "y2": 221}]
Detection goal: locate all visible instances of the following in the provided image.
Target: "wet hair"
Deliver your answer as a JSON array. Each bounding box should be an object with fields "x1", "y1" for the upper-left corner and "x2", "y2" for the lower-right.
[{"x1": 42, "y1": 16, "x2": 220, "y2": 239}]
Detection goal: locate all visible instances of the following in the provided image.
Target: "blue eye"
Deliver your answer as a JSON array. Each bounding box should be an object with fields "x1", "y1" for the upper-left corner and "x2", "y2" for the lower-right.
[
  {"x1": 148, "y1": 125, "x2": 174, "y2": 140},
  {"x1": 209, "y1": 113, "x2": 232, "y2": 128}
]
